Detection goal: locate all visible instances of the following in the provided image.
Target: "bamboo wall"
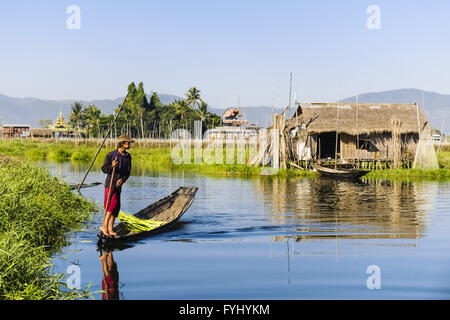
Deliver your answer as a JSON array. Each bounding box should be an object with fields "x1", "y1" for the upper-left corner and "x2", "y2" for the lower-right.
[{"x1": 308, "y1": 132, "x2": 420, "y2": 161}]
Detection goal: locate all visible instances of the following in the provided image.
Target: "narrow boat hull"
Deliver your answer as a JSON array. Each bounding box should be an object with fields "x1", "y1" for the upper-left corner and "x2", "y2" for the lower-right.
[
  {"x1": 98, "y1": 186, "x2": 198, "y2": 242},
  {"x1": 71, "y1": 182, "x2": 102, "y2": 190},
  {"x1": 313, "y1": 164, "x2": 369, "y2": 179}
]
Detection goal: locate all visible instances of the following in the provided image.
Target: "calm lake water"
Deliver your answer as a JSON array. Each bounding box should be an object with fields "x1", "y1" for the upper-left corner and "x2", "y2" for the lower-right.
[{"x1": 47, "y1": 162, "x2": 450, "y2": 299}]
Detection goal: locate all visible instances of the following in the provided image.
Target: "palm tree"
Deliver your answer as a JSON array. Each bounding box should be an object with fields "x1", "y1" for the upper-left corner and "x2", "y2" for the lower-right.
[
  {"x1": 196, "y1": 100, "x2": 208, "y2": 124},
  {"x1": 185, "y1": 87, "x2": 201, "y2": 109},
  {"x1": 69, "y1": 101, "x2": 84, "y2": 136},
  {"x1": 83, "y1": 105, "x2": 101, "y2": 138},
  {"x1": 174, "y1": 99, "x2": 191, "y2": 121}
]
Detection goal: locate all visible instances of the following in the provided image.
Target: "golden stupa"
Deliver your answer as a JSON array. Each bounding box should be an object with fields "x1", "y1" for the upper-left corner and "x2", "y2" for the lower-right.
[{"x1": 53, "y1": 111, "x2": 67, "y2": 128}]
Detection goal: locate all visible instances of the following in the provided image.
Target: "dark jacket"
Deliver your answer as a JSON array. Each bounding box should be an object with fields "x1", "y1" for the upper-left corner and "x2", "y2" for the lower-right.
[{"x1": 101, "y1": 150, "x2": 132, "y2": 190}]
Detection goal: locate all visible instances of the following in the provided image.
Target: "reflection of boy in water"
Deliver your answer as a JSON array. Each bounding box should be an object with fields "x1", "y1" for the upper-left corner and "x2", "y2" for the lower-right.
[{"x1": 100, "y1": 251, "x2": 119, "y2": 300}]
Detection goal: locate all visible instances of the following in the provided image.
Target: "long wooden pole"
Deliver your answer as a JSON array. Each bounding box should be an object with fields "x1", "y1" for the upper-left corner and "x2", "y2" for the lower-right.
[
  {"x1": 334, "y1": 85, "x2": 341, "y2": 169},
  {"x1": 437, "y1": 113, "x2": 447, "y2": 155},
  {"x1": 356, "y1": 95, "x2": 359, "y2": 168},
  {"x1": 103, "y1": 157, "x2": 117, "y2": 218},
  {"x1": 288, "y1": 72, "x2": 292, "y2": 118},
  {"x1": 76, "y1": 91, "x2": 130, "y2": 192}
]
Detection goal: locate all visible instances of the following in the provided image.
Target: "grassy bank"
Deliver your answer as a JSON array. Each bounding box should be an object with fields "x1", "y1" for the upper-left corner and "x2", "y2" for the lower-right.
[
  {"x1": 0, "y1": 156, "x2": 97, "y2": 299},
  {"x1": 364, "y1": 168, "x2": 450, "y2": 181},
  {"x1": 0, "y1": 139, "x2": 316, "y2": 178},
  {"x1": 1, "y1": 139, "x2": 449, "y2": 180},
  {"x1": 361, "y1": 151, "x2": 450, "y2": 181}
]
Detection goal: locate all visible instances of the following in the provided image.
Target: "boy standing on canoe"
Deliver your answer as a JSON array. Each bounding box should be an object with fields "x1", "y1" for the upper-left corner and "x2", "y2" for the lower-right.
[{"x1": 100, "y1": 135, "x2": 134, "y2": 237}]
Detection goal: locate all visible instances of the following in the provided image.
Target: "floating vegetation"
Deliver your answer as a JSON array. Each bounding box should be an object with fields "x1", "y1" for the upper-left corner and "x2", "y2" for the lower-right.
[{"x1": 117, "y1": 210, "x2": 164, "y2": 232}]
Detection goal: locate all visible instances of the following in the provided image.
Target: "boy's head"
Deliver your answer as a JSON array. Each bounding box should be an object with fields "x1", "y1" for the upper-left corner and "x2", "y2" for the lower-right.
[
  {"x1": 117, "y1": 135, "x2": 134, "y2": 149},
  {"x1": 117, "y1": 141, "x2": 130, "y2": 149}
]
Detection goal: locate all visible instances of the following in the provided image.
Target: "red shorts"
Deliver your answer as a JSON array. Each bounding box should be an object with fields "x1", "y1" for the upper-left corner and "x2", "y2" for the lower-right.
[{"x1": 104, "y1": 187, "x2": 121, "y2": 217}]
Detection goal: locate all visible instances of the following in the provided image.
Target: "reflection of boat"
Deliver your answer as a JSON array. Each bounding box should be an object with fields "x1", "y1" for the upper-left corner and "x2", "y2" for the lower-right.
[
  {"x1": 312, "y1": 164, "x2": 369, "y2": 179},
  {"x1": 98, "y1": 187, "x2": 198, "y2": 242}
]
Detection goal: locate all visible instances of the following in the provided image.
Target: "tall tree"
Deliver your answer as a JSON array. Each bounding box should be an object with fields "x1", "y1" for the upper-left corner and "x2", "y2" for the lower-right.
[
  {"x1": 83, "y1": 105, "x2": 101, "y2": 138},
  {"x1": 109, "y1": 83, "x2": 222, "y2": 139},
  {"x1": 135, "y1": 82, "x2": 150, "y2": 138},
  {"x1": 68, "y1": 101, "x2": 85, "y2": 135},
  {"x1": 186, "y1": 87, "x2": 201, "y2": 109},
  {"x1": 197, "y1": 100, "x2": 208, "y2": 122},
  {"x1": 174, "y1": 99, "x2": 192, "y2": 122},
  {"x1": 117, "y1": 82, "x2": 137, "y2": 136}
]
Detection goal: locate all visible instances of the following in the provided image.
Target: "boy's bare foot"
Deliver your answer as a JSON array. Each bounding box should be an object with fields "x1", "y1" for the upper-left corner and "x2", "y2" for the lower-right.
[
  {"x1": 100, "y1": 226, "x2": 109, "y2": 237},
  {"x1": 108, "y1": 231, "x2": 117, "y2": 236}
]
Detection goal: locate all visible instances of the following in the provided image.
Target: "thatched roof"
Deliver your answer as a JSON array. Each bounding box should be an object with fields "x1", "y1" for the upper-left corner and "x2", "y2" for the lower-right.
[
  {"x1": 287, "y1": 102, "x2": 429, "y2": 135},
  {"x1": 30, "y1": 128, "x2": 53, "y2": 136}
]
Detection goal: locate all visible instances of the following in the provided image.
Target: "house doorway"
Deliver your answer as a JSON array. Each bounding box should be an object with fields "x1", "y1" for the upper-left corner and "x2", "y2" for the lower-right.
[{"x1": 317, "y1": 132, "x2": 340, "y2": 160}]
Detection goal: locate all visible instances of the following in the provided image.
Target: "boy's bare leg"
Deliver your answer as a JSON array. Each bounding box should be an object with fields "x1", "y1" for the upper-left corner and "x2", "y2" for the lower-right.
[
  {"x1": 100, "y1": 212, "x2": 112, "y2": 236},
  {"x1": 108, "y1": 215, "x2": 117, "y2": 236},
  {"x1": 107, "y1": 252, "x2": 114, "y2": 269},
  {"x1": 100, "y1": 253, "x2": 109, "y2": 276}
]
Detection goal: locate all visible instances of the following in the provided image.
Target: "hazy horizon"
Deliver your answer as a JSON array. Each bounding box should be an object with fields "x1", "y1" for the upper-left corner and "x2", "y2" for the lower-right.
[
  {"x1": 1, "y1": 87, "x2": 449, "y2": 108},
  {"x1": 1, "y1": 1, "x2": 449, "y2": 107}
]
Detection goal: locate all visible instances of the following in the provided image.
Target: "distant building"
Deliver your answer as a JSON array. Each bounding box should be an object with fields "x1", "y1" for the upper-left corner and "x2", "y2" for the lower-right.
[
  {"x1": 222, "y1": 108, "x2": 249, "y2": 127},
  {"x1": 1, "y1": 124, "x2": 30, "y2": 139},
  {"x1": 30, "y1": 128, "x2": 53, "y2": 139},
  {"x1": 205, "y1": 126, "x2": 259, "y2": 141},
  {"x1": 49, "y1": 111, "x2": 74, "y2": 138},
  {"x1": 285, "y1": 102, "x2": 431, "y2": 162},
  {"x1": 52, "y1": 111, "x2": 67, "y2": 129}
]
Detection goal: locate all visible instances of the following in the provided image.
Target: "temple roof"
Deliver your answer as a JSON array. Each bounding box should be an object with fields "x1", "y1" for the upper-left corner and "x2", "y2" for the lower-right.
[{"x1": 54, "y1": 111, "x2": 67, "y2": 128}]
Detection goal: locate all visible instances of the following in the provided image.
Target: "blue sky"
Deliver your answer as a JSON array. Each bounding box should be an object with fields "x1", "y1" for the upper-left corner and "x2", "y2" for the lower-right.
[{"x1": 0, "y1": 0, "x2": 449, "y2": 107}]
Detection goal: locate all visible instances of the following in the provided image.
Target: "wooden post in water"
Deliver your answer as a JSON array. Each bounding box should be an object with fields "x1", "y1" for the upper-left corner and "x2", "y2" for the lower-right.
[
  {"x1": 356, "y1": 95, "x2": 360, "y2": 169},
  {"x1": 334, "y1": 86, "x2": 341, "y2": 169}
]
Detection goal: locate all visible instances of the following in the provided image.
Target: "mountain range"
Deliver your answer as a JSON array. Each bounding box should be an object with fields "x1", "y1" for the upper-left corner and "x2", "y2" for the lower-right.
[
  {"x1": 0, "y1": 93, "x2": 180, "y2": 126},
  {"x1": 0, "y1": 88, "x2": 449, "y2": 133}
]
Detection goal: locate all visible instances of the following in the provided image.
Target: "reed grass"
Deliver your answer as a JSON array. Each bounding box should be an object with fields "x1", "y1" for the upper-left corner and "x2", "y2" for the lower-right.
[
  {"x1": 0, "y1": 156, "x2": 98, "y2": 299},
  {"x1": 437, "y1": 151, "x2": 450, "y2": 169},
  {"x1": 364, "y1": 168, "x2": 450, "y2": 181}
]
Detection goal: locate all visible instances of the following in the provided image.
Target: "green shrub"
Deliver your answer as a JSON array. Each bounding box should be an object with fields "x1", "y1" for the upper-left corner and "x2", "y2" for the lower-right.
[
  {"x1": 47, "y1": 149, "x2": 72, "y2": 162},
  {"x1": 0, "y1": 158, "x2": 97, "y2": 299},
  {"x1": 71, "y1": 151, "x2": 91, "y2": 161}
]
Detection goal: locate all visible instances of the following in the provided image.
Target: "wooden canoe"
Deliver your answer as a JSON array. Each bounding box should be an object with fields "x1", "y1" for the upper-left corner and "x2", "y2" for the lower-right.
[
  {"x1": 70, "y1": 182, "x2": 102, "y2": 190},
  {"x1": 97, "y1": 186, "x2": 198, "y2": 242},
  {"x1": 312, "y1": 164, "x2": 369, "y2": 179}
]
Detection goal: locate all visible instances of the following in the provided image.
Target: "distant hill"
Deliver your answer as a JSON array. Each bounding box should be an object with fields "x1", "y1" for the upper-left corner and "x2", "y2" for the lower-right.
[
  {"x1": 0, "y1": 93, "x2": 180, "y2": 127},
  {"x1": 220, "y1": 88, "x2": 449, "y2": 132},
  {"x1": 341, "y1": 89, "x2": 450, "y2": 133},
  {"x1": 1, "y1": 88, "x2": 449, "y2": 132}
]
